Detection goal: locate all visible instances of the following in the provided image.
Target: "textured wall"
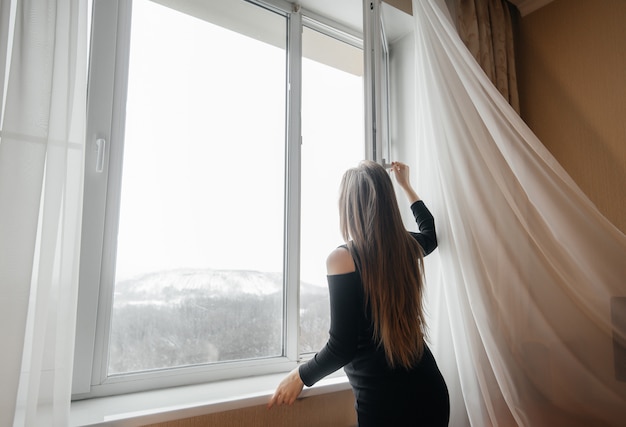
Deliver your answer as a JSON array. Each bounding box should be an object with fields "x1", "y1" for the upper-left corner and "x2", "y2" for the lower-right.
[{"x1": 517, "y1": 0, "x2": 626, "y2": 233}]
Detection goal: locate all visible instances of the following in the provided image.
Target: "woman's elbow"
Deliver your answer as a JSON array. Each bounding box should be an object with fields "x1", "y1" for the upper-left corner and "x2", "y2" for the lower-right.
[{"x1": 423, "y1": 234, "x2": 438, "y2": 255}]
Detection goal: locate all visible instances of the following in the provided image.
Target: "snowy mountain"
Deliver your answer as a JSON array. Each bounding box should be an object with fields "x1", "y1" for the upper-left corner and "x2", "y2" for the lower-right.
[{"x1": 114, "y1": 268, "x2": 284, "y2": 306}]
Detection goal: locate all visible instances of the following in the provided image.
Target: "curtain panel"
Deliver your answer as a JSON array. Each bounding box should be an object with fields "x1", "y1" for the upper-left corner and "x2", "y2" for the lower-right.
[
  {"x1": 411, "y1": 0, "x2": 626, "y2": 425},
  {"x1": 451, "y1": 0, "x2": 520, "y2": 113},
  {"x1": 0, "y1": 0, "x2": 87, "y2": 425}
]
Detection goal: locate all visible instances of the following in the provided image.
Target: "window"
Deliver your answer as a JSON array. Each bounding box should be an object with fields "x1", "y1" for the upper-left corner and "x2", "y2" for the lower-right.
[
  {"x1": 108, "y1": 0, "x2": 287, "y2": 374},
  {"x1": 74, "y1": 0, "x2": 366, "y2": 397}
]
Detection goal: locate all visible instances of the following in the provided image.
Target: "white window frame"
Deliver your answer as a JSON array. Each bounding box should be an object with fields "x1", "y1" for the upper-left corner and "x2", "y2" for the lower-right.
[
  {"x1": 364, "y1": 0, "x2": 391, "y2": 165},
  {"x1": 72, "y1": 0, "x2": 381, "y2": 399}
]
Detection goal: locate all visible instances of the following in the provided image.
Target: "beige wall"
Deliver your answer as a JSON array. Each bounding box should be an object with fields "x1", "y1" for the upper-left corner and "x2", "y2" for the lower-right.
[
  {"x1": 145, "y1": 389, "x2": 356, "y2": 427},
  {"x1": 516, "y1": 0, "x2": 626, "y2": 233},
  {"x1": 384, "y1": 0, "x2": 412, "y2": 15}
]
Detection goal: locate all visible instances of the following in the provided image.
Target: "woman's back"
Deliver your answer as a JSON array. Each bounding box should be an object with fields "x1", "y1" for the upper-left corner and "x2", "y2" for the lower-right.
[
  {"x1": 303, "y1": 197, "x2": 449, "y2": 426},
  {"x1": 329, "y1": 250, "x2": 449, "y2": 426}
]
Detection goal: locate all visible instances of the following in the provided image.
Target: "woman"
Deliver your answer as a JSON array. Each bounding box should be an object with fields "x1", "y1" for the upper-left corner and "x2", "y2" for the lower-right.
[{"x1": 268, "y1": 160, "x2": 450, "y2": 426}]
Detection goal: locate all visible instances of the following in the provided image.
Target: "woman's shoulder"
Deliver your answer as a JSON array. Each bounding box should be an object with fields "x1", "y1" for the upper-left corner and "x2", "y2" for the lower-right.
[{"x1": 326, "y1": 246, "x2": 356, "y2": 276}]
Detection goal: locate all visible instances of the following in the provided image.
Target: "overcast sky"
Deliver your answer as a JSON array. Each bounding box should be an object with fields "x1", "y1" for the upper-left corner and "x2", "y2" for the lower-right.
[{"x1": 114, "y1": 0, "x2": 364, "y2": 288}]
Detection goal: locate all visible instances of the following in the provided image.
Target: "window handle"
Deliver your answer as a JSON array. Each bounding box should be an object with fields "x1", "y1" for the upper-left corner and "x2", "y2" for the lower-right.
[{"x1": 95, "y1": 138, "x2": 106, "y2": 173}]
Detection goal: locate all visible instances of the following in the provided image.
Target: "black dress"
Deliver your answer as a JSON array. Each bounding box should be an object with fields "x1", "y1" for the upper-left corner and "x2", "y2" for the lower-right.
[{"x1": 299, "y1": 201, "x2": 450, "y2": 426}]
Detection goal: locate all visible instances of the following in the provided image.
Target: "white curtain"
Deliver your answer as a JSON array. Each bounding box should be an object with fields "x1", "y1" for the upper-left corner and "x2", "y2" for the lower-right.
[
  {"x1": 411, "y1": 0, "x2": 626, "y2": 426},
  {"x1": 0, "y1": 0, "x2": 87, "y2": 425}
]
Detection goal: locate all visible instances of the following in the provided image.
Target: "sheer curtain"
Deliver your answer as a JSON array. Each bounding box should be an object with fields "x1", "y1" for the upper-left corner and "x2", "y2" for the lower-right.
[
  {"x1": 410, "y1": 0, "x2": 626, "y2": 425},
  {"x1": 0, "y1": 0, "x2": 87, "y2": 426}
]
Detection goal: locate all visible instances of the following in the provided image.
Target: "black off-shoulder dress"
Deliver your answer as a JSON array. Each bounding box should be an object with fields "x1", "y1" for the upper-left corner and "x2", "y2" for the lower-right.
[{"x1": 299, "y1": 201, "x2": 450, "y2": 426}]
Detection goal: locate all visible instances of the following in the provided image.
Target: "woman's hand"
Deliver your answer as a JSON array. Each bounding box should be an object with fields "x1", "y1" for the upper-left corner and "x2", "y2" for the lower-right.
[
  {"x1": 391, "y1": 161, "x2": 420, "y2": 204},
  {"x1": 391, "y1": 161, "x2": 411, "y2": 189},
  {"x1": 267, "y1": 367, "x2": 305, "y2": 409}
]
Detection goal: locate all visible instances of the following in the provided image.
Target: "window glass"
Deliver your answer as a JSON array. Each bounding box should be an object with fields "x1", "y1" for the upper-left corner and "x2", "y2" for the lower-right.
[
  {"x1": 299, "y1": 26, "x2": 364, "y2": 353},
  {"x1": 108, "y1": 0, "x2": 287, "y2": 374}
]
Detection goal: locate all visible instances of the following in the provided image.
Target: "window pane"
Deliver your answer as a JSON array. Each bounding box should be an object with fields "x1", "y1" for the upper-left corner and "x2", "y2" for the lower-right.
[
  {"x1": 300, "y1": 27, "x2": 364, "y2": 353},
  {"x1": 108, "y1": 0, "x2": 286, "y2": 375}
]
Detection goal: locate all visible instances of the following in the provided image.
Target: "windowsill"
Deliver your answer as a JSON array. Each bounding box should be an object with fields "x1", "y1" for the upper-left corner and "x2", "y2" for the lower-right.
[{"x1": 70, "y1": 371, "x2": 350, "y2": 426}]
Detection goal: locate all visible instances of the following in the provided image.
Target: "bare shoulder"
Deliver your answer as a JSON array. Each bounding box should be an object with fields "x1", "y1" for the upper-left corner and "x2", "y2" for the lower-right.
[{"x1": 326, "y1": 246, "x2": 356, "y2": 275}]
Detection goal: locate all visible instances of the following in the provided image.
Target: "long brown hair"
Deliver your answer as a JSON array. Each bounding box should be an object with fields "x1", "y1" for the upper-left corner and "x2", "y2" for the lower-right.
[{"x1": 339, "y1": 160, "x2": 426, "y2": 369}]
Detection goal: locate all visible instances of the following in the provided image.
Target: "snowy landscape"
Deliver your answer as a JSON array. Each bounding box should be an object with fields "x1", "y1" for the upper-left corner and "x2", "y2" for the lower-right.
[{"x1": 108, "y1": 269, "x2": 330, "y2": 374}]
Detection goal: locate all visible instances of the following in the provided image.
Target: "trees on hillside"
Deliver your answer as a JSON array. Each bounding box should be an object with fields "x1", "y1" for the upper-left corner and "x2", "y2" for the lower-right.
[{"x1": 108, "y1": 272, "x2": 330, "y2": 374}]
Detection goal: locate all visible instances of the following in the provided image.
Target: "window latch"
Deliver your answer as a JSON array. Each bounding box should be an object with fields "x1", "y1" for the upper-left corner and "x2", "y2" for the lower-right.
[{"x1": 95, "y1": 138, "x2": 106, "y2": 173}]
